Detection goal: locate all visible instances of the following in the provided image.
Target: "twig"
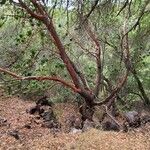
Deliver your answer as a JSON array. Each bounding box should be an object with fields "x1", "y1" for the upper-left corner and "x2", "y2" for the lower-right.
[
  {"x1": 102, "y1": 105, "x2": 122, "y2": 128},
  {"x1": 117, "y1": 0, "x2": 129, "y2": 16}
]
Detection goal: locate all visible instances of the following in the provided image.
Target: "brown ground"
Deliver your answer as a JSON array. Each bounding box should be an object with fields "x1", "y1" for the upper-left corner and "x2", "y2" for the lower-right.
[{"x1": 0, "y1": 91, "x2": 150, "y2": 150}]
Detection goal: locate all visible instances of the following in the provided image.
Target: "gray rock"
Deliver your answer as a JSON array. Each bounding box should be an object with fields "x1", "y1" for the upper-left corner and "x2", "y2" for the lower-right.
[
  {"x1": 70, "y1": 128, "x2": 82, "y2": 134},
  {"x1": 124, "y1": 111, "x2": 141, "y2": 128},
  {"x1": 82, "y1": 119, "x2": 95, "y2": 132},
  {"x1": 102, "y1": 121, "x2": 120, "y2": 131},
  {"x1": 141, "y1": 115, "x2": 150, "y2": 124},
  {"x1": 8, "y1": 130, "x2": 20, "y2": 140}
]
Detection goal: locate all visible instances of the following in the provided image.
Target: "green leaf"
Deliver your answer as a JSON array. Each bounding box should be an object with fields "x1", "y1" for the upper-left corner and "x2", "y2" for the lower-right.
[{"x1": 0, "y1": 0, "x2": 7, "y2": 5}]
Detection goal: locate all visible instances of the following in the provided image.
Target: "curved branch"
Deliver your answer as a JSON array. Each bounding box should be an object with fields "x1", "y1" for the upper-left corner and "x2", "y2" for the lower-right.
[
  {"x1": 85, "y1": 24, "x2": 102, "y2": 96},
  {"x1": 31, "y1": 0, "x2": 46, "y2": 15},
  {"x1": 18, "y1": 0, "x2": 44, "y2": 20},
  {"x1": 95, "y1": 12, "x2": 131, "y2": 106},
  {"x1": 44, "y1": 19, "x2": 81, "y2": 89},
  {"x1": 82, "y1": 0, "x2": 99, "y2": 24},
  {"x1": 122, "y1": 0, "x2": 149, "y2": 39},
  {"x1": 102, "y1": 105, "x2": 122, "y2": 128},
  {"x1": 0, "y1": 67, "x2": 80, "y2": 93},
  {"x1": 94, "y1": 70, "x2": 129, "y2": 106},
  {"x1": 70, "y1": 60, "x2": 90, "y2": 90},
  {"x1": 117, "y1": 0, "x2": 129, "y2": 16}
]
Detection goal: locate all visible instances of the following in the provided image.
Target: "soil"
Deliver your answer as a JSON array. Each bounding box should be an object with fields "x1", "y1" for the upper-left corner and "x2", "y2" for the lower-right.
[{"x1": 0, "y1": 90, "x2": 150, "y2": 150}]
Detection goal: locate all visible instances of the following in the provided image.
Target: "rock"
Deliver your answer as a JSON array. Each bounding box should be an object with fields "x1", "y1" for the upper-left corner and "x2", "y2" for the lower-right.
[
  {"x1": 70, "y1": 128, "x2": 82, "y2": 134},
  {"x1": 8, "y1": 130, "x2": 20, "y2": 140},
  {"x1": 0, "y1": 116, "x2": 7, "y2": 126},
  {"x1": 27, "y1": 97, "x2": 54, "y2": 115},
  {"x1": 82, "y1": 119, "x2": 95, "y2": 132},
  {"x1": 42, "y1": 120, "x2": 54, "y2": 128},
  {"x1": 26, "y1": 106, "x2": 39, "y2": 114},
  {"x1": 36, "y1": 96, "x2": 53, "y2": 106},
  {"x1": 102, "y1": 121, "x2": 120, "y2": 131},
  {"x1": 39, "y1": 105, "x2": 53, "y2": 115},
  {"x1": 40, "y1": 108, "x2": 60, "y2": 129},
  {"x1": 124, "y1": 111, "x2": 141, "y2": 128},
  {"x1": 27, "y1": 99, "x2": 60, "y2": 130},
  {"x1": 42, "y1": 120, "x2": 61, "y2": 129},
  {"x1": 24, "y1": 124, "x2": 31, "y2": 129},
  {"x1": 65, "y1": 115, "x2": 82, "y2": 131},
  {"x1": 40, "y1": 110, "x2": 55, "y2": 121},
  {"x1": 0, "y1": 116, "x2": 7, "y2": 123},
  {"x1": 141, "y1": 115, "x2": 150, "y2": 124},
  {"x1": 74, "y1": 117, "x2": 82, "y2": 129}
]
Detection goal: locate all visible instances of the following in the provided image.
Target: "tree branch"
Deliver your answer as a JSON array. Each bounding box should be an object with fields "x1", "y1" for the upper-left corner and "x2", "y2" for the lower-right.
[
  {"x1": 31, "y1": 0, "x2": 46, "y2": 15},
  {"x1": 43, "y1": 19, "x2": 82, "y2": 89},
  {"x1": 102, "y1": 105, "x2": 122, "y2": 128},
  {"x1": 82, "y1": 0, "x2": 99, "y2": 24},
  {"x1": 18, "y1": 0, "x2": 82, "y2": 90},
  {"x1": 122, "y1": 0, "x2": 149, "y2": 38},
  {"x1": 95, "y1": 12, "x2": 131, "y2": 106},
  {"x1": 85, "y1": 24, "x2": 102, "y2": 97},
  {"x1": 0, "y1": 67, "x2": 80, "y2": 93},
  {"x1": 70, "y1": 60, "x2": 90, "y2": 90},
  {"x1": 18, "y1": 0, "x2": 44, "y2": 20},
  {"x1": 94, "y1": 70, "x2": 128, "y2": 106},
  {"x1": 117, "y1": 0, "x2": 129, "y2": 16}
]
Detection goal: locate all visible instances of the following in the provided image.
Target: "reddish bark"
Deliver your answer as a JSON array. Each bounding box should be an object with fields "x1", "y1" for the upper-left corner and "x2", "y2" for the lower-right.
[
  {"x1": 0, "y1": 67, "x2": 80, "y2": 93},
  {"x1": 85, "y1": 24, "x2": 102, "y2": 97}
]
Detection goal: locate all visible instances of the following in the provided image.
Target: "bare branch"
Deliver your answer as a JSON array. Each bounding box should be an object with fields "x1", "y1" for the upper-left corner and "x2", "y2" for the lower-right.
[
  {"x1": 122, "y1": 0, "x2": 149, "y2": 38},
  {"x1": 71, "y1": 35, "x2": 97, "y2": 58},
  {"x1": 31, "y1": 0, "x2": 46, "y2": 15},
  {"x1": 117, "y1": 0, "x2": 129, "y2": 16},
  {"x1": 43, "y1": 19, "x2": 82, "y2": 89},
  {"x1": 0, "y1": 67, "x2": 80, "y2": 93},
  {"x1": 94, "y1": 70, "x2": 128, "y2": 106},
  {"x1": 95, "y1": 11, "x2": 131, "y2": 106},
  {"x1": 102, "y1": 105, "x2": 122, "y2": 128},
  {"x1": 82, "y1": 0, "x2": 99, "y2": 24},
  {"x1": 85, "y1": 24, "x2": 102, "y2": 97},
  {"x1": 18, "y1": 0, "x2": 44, "y2": 20}
]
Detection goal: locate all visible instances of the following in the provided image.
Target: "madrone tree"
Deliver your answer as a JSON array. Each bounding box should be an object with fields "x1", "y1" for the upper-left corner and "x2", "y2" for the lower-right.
[{"x1": 0, "y1": 0, "x2": 149, "y2": 120}]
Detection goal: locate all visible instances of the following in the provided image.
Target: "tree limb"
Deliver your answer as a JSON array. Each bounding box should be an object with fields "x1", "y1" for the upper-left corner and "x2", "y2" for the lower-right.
[
  {"x1": 102, "y1": 105, "x2": 122, "y2": 128},
  {"x1": 18, "y1": 0, "x2": 44, "y2": 20},
  {"x1": 18, "y1": 0, "x2": 82, "y2": 89},
  {"x1": 95, "y1": 12, "x2": 130, "y2": 106},
  {"x1": 85, "y1": 24, "x2": 102, "y2": 97},
  {"x1": 0, "y1": 67, "x2": 80, "y2": 92},
  {"x1": 122, "y1": 0, "x2": 149, "y2": 38},
  {"x1": 31, "y1": 0, "x2": 46, "y2": 15},
  {"x1": 82, "y1": 0, "x2": 99, "y2": 24},
  {"x1": 117, "y1": 0, "x2": 129, "y2": 16}
]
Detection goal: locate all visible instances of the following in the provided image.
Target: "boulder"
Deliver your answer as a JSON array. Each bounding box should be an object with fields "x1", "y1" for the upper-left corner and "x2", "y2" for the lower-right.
[
  {"x1": 70, "y1": 128, "x2": 82, "y2": 134},
  {"x1": 102, "y1": 120, "x2": 120, "y2": 131},
  {"x1": 124, "y1": 111, "x2": 141, "y2": 128},
  {"x1": 82, "y1": 119, "x2": 95, "y2": 132},
  {"x1": 141, "y1": 115, "x2": 150, "y2": 124}
]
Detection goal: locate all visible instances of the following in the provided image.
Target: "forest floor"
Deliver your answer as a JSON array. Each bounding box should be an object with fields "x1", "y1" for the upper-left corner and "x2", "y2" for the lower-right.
[{"x1": 0, "y1": 91, "x2": 150, "y2": 150}]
